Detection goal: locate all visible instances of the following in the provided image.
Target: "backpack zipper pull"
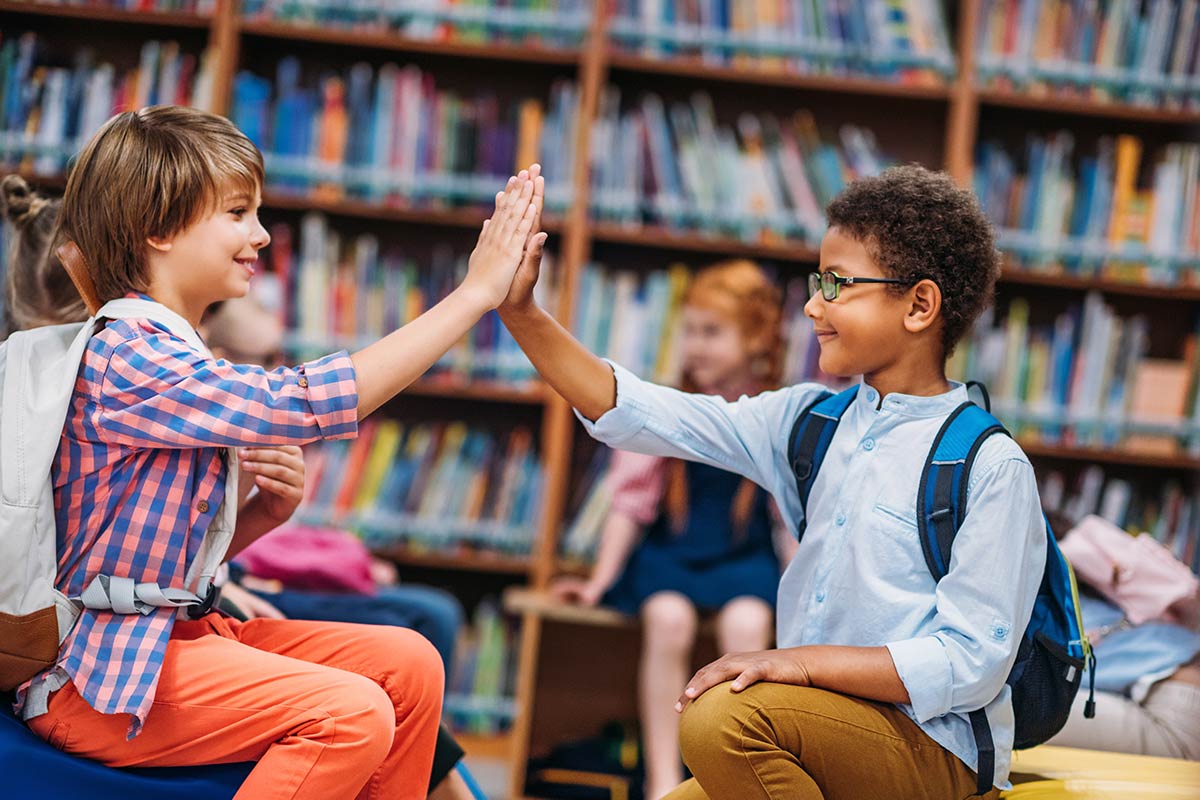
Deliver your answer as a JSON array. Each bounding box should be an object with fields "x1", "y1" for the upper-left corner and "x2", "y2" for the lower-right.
[{"x1": 1084, "y1": 652, "x2": 1097, "y2": 718}]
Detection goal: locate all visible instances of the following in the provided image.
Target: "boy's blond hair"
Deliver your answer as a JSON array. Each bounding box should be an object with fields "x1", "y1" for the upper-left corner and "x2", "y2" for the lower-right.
[{"x1": 55, "y1": 105, "x2": 264, "y2": 304}]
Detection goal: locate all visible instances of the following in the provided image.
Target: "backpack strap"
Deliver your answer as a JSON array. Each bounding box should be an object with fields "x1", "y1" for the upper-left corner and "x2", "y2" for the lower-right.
[
  {"x1": 787, "y1": 386, "x2": 858, "y2": 541},
  {"x1": 917, "y1": 401, "x2": 1009, "y2": 581},
  {"x1": 918, "y1": 397, "x2": 1009, "y2": 796}
]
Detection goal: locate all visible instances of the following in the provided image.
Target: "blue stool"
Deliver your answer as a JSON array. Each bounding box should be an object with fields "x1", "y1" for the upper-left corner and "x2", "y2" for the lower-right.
[
  {"x1": 2, "y1": 702, "x2": 253, "y2": 799},
  {"x1": 3, "y1": 702, "x2": 489, "y2": 798}
]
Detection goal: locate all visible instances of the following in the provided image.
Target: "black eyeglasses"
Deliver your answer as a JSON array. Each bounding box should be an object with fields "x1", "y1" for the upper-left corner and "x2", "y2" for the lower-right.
[{"x1": 807, "y1": 271, "x2": 912, "y2": 302}]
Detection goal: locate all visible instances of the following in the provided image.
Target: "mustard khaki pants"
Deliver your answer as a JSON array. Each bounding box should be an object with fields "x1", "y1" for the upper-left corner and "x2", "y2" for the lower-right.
[{"x1": 663, "y1": 682, "x2": 999, "y2": 800}]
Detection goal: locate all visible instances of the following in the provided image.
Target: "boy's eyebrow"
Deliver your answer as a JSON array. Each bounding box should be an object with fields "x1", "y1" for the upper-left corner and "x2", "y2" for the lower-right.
[{"x1": 222, "y1": 192, "x2": 255, "y2": 206}]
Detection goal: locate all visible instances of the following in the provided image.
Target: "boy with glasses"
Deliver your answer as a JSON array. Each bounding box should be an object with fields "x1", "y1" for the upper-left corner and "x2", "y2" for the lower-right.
[{"x1": 500, "y1": 165, "x2": 1040, "y2": 799}]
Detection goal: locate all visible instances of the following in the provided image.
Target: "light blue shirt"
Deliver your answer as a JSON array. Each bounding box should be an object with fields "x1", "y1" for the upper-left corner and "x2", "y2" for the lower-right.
[{"x1": 577, "y1": 362, "x2": 1047, "y2": 789}]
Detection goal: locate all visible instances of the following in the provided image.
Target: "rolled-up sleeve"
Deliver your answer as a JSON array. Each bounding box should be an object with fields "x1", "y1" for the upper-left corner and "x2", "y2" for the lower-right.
[
  {"x1": 96, "y1": 329, "x2": 358, "y2": 448},
  {"x1": 575, "y1": 360, "x2": 828, "y2": 497},
  {"x1": 885, "y1": 453, "x2": 1046, "y2": 723}
]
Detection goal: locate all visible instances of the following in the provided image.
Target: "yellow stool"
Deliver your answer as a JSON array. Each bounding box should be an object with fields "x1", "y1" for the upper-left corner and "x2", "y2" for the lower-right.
[{"x1": 1002, "y1": 746, "x2": 1200, "y2": 799}]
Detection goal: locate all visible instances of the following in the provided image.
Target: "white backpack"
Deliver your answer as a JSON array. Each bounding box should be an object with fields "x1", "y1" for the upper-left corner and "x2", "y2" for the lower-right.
[{"x1": 0, "y1": 298, "x2": 237, "y2": 692}]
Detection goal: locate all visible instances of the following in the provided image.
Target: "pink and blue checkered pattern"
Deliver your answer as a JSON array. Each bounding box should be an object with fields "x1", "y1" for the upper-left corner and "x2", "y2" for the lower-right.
[{"x1": 46, "y1": 308, "x2": 357, "y2": 734}]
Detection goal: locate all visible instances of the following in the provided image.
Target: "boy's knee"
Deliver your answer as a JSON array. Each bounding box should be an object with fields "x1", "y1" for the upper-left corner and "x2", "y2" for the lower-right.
[
  {"x1": 375, "y1": 627, "x2": 446, "y2": 705},
  {"x1": 317, "y1": 673, "x2": 396, "y2": 763},
  {"x1": 679, "y1": 683, "x2": 778, "y2": 766}
]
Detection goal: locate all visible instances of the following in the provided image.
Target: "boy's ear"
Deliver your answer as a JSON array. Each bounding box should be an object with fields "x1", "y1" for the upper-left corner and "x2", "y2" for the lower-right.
[
  {"x1": 146, "y1": 235, "x2": 173, "y2": 253},
  {"x1": 903, "y1": 279, "x2": 942, "y2": 335}
]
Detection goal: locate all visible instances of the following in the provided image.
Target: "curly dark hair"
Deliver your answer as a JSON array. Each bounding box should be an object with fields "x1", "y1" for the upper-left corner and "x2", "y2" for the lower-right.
[{"x1": 825, "y1": 164, "x2": 1000, "y2": 356}]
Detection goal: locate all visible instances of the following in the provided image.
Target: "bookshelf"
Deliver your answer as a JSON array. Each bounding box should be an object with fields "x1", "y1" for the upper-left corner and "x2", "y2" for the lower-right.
[{"x1": 2, "y1": 2, "x2": 1198, "y2": 797}]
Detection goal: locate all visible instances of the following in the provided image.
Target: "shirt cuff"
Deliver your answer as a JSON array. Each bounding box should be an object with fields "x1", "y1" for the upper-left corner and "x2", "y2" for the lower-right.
[
  {"x1": 299, "y1": 351, "x2": 358, "y2": 440},
  {"x1": 573, "y1": 360, "x2": 650, "y2": 446},
  {"x1": 886, "y1": 636, "x2": 953, "y2": 723}
]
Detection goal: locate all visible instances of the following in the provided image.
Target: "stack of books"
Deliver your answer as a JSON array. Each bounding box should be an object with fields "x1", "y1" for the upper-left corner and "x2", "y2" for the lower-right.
[
  {"x1": 949, "y1": 292, "x2": 1200, "y2": 453},
  {"x1": 232, "y1": 59, "x2": 578, "y2": 210},
  {"x1": 590, "y1": 88, "x2": 890, "y2": 242},
  {"x1": 17, "y1": 0, "x2": 216, "y2": 12},
  {"x1": 296, "y1": 419, "x2": 544, "y2": 556},
  {"x1": 1040, "y1": 465, "x2": 1199, "y2": 575},
  {"x1": 609, "y1": 0, "x2": 954, "y2": 84},
  {"x1": 271, "y1": 213, "x2": 559, "y2": 386},
  {"x1": 241, "y1": 0, "x2": 590, "y2": 48},
  {"x1": 0, "y1": 34, "x2": 214, "y2": 174},
  {"x1": 446, "y1": 598, "x2": 519, "y2": 735},
  {"x1": 976, "y1": 0, "x2": 1200, "y2": 108},
  {"x1": 975, "y1": 132, "x2": 1200, "y2": 286}
]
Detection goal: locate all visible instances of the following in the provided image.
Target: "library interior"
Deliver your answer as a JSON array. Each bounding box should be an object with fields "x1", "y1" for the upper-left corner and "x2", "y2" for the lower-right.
[{"x1": 0, "y1": 1, "x2": 1198, "y2": 799}]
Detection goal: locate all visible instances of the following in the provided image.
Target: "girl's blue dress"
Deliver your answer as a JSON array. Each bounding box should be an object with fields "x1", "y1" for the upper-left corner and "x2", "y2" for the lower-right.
[{"x1": 602, "y1": 460, "x2": 779, "y2": 615}]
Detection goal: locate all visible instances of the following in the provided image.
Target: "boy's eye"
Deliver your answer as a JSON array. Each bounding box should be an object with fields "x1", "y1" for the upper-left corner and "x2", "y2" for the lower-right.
[{"x1": 230, "y1": 207, "x2": 247, "y2": 217}]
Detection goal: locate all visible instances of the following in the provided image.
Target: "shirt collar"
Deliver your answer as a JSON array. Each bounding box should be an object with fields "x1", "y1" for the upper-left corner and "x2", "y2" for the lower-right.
[
  {"x1": 95, "y1": 292, "x2": 211, "y2": 356},
  {"x1": 855, "y1": 379, "x2": 969, "y2": 418}
]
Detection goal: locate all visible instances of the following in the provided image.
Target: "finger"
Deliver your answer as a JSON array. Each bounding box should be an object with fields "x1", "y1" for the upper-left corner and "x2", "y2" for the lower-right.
[
  {"x1": 512, "y1": 193, "x2": 540, "y2": 245},
  {"x1": 244, "y1": 461, "x2": 303, "y2": 485},
  {"x1": 476, "y1": 217, "x2": 491, "y2": 247},
  {"x1": 730, "y1": 665, "x2": 762, "y2": 692},
  {"x1": 495, "y1": 179, "x2": 531, "y2": 243},
  {"x1": 675, "y1": 661, "x2": 740, "y2": 711},
  {"x1": 500, "y1": 178, "x2": 535, "y2": 245},
  {"x1": 242, "y1": 447, "x2": 303, "y2": 465},
  {"x1": 254, "y1": 474, "x2": 302, "y2": 498}
]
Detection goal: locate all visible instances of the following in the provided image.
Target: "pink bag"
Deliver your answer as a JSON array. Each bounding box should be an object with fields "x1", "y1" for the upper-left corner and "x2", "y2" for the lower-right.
[
  {"x1": 234, "y1": 524, "x2": 377, "y2": 595},
  {"x1": 1059, "y1": 515, "x2": 1199, "y2": 625}
]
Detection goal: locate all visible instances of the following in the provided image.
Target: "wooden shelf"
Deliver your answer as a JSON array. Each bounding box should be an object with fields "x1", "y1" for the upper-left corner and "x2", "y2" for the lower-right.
[
  {"x1": 404, "y1": 379, "x2": 545, "y2": 406},
  {"x1": 1020, "y1": 441, "x2": 1200, "y2": 471},
  {"x1": 262, "y1": 191, "x2": 566, "y2": 234},
  {"x1": 975, "y1": 87, "x2": 1200, "y2": 125},
  {"x1": 0, "y1": 1, "x2": 212, "y2": 28},
  {"x1": 607, "y1": 52, "x2": 953, "y2": 101},
  {"x1": 240, "y1": 20, "x2": 581, "y2": 66},
  {"x1": 590, "y1": 221, "x2": 821, "y2": 263},
  {"x1": 374, "y1": 545, "x2": 532, "y2": 576},
  {"x1": 454, "y1": 731, "x2": 514, "y2": 760},
  {"x1": 999, "y1": 268, "x2": 1200, "y2": 302}
]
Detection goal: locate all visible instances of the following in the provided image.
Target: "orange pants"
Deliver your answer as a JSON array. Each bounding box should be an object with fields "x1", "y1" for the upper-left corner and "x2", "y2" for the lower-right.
[{"x1": 28, "y1": 613, "x2": 443, "y2": 800}]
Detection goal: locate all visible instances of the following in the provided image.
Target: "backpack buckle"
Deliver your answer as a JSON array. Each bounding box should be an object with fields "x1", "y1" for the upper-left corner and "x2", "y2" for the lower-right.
[
  {"x1": 792, "y1": 457, "x2": 812, "y2": 481},
  {"x1": 187, "y1": 582, "x2": 221, "y2": 619}
]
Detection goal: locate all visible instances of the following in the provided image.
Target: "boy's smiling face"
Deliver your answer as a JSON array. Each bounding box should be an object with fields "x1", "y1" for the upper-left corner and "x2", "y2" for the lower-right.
[
  {"x1": 146, "y1": 181, "x2": 270, "y2": 323},
  {"x1": 804, "y1": 227, "x2": 915, "y2": 378}
]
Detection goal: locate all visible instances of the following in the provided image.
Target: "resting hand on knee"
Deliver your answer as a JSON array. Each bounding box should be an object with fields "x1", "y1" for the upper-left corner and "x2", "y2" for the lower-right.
[{"x1": 676, "y1": 648, "x2": 812, "y2": 712}]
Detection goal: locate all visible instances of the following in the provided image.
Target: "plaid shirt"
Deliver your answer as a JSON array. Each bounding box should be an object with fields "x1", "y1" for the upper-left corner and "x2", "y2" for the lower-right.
[{"x1": 39, "y1": 298, "x2": 357, "y2": 733}]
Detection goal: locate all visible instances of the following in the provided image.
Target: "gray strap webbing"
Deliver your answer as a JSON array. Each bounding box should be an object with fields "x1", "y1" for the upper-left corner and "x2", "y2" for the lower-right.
[{"x1": 78, "y1": 574, "x2": 205, "y2": 616}]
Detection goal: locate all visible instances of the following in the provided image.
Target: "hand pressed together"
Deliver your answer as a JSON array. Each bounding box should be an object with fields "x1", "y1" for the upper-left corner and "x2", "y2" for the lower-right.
[{"x1": 463, "y1": 164, "x2": 544, "y2": 310}]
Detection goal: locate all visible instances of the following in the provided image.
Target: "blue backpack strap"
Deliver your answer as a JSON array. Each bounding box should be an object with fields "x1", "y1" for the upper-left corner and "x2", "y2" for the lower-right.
[
  {"x1": 787, "y1": 386, "x2": 858, "y2": 541},
  {"x1": 917, "y1": 402, "x2": 1009, "y2": 581},
  {"x1": 919, "y1": 399, "x2": 1009, "y2": 796}
]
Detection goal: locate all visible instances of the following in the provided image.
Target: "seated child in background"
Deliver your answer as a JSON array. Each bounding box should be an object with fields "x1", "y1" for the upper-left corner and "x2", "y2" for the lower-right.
[
  {"x1": 6, "y1": 105, "x2": 540, "y2": 800},
  {"x1": 551, "y1": 260, "x2": 795, "y2": 800},
  {"x1": 202, "y1": 295, "x2": 465, "y2": 675},
  {"x1": 500, "y1": 164, "x2": 1042, "y2": 799},
  {"x1": 1048, "y1": 515, "x2": 1200, "y2": 760}
]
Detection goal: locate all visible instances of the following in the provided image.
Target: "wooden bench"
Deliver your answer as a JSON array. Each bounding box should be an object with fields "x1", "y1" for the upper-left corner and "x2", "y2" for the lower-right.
[{"x1": 1003, "y1": 746, "x2": 1200, "y2": 798}]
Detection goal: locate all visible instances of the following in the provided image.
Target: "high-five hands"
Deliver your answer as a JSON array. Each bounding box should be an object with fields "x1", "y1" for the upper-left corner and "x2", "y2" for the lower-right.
[{"x1": 464, "y1": 165, "x2": 544, "y2": 310}]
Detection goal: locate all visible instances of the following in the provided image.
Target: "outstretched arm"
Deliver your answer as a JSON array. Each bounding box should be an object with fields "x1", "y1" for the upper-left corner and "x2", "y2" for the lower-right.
[
  {"x1": 352, "y1": 167, "x2": 541, "y2": 419},
  {"x1": 496, "y1": 175, "x2": 616, "y2": 422}
]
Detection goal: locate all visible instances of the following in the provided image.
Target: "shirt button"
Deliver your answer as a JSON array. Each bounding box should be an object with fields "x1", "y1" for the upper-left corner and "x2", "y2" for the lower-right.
[
  {"x1": 298, "y1": 376, "x2": 309, "y2": 388},
  {"x1": 863, "y1": 438, "x2": 875, "y2": 451},
  {"x1": 816, "y1": 591, "x2": 826, "y2": 603},
  {"x1": 865, "y1": 389, "x2": 876, "y2": 402},
  {"x1": 835, "y1": 513, "x2": 846, "y2": 527},
  {"x1": 197, "y1": 500, "x2": 210, "y2": 513}
]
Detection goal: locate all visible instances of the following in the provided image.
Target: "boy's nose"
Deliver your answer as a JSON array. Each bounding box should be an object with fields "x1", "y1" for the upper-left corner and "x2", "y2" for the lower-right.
[
  {"x1": 252, "y1": 221, "x2": 271, "y2": 249},
  {"x1": 803, "y1": 292, "x2": 823, "y2": 320}
]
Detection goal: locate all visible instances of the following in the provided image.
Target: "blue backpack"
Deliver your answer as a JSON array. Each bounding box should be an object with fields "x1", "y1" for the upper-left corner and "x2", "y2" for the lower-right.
[{"x1": 787, "y1": 385, "x2": 1095, "y2": 796}]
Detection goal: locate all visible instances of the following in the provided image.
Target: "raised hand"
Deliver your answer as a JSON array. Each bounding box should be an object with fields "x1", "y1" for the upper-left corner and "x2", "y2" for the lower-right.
[
  {"x1": 502, "y1": 167, "x2": 547, "y2": 314},
  {"x1": 463, "y1": 165, "x2": 541, "y2": 310}
]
